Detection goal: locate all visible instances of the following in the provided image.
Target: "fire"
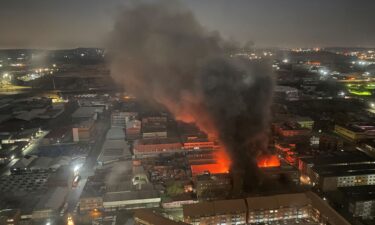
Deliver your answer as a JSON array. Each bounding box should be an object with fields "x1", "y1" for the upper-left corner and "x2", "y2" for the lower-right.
[
  {"x1": 158, "y1": 94, "x2": 232, "y2": 175},
  {"x1": 191, "y1": 149, "x2": 230, "y2": 176},
  {"x1": 214, "y1": 149, "x2": 230, "y2": 171},
  {"x1": 257, "y1": 154, "x2": 281, "y2": 168},
  {"x1": 191, "y1": 163, "x2": 229, "y2": 176}
]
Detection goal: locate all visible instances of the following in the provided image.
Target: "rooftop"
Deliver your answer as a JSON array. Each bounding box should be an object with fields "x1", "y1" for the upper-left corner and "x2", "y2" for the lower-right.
[
  {"x1": 338, "y1": 123, "x2": 375, "y2": 133},
  {"x1": 338, "y1": 185, "x2": 375, "y2": 202},
  {"x1": 106, "y1": 127, "x2": 125, "y2": 140},
  {"x1": 313, "y1": 163, "x2": 375, "y2": 177},
  {"x1": 134, "y1": 209, "x2": 189, "y2": 225},
  {"x1": 72, "y1": 106, "x2": 104, "y2": 118},
  {"x1": 98, "y1": 139, "x2": 131, "y2": 164},
  {"x1": 300, "y1": 151, "x2": 375, "y2": 166},
  {"x1": 103, "y1": 190, "x2": 160, "y2": 202}
]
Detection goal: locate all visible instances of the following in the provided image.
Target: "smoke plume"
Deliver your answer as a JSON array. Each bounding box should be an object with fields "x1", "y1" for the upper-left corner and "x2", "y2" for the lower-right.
[{"x1": 109, "y1": 0, "x2": 274, "y2": 187}]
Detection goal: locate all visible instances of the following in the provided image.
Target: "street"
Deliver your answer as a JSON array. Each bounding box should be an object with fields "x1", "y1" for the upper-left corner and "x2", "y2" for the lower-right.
[{"x1": 66, "y1": 116, "x2": 110, "y2": 214}]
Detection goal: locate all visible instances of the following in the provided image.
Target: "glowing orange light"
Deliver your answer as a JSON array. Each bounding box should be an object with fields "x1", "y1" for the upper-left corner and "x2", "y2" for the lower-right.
[
  {"x1": 191, "y1": 149, "x2": 230, "y2": 176},
  {"x1": 257, "y1": 154, "x2": 281, "y2": 168},
  {"x1": 191, "y1": 164, "x2": 229, "y2": 176}
]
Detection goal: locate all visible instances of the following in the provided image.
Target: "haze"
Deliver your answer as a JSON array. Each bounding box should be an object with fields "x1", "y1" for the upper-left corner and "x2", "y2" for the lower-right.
[{"x1": 1, "y1": 0, "x2": 375, "y2": 49}]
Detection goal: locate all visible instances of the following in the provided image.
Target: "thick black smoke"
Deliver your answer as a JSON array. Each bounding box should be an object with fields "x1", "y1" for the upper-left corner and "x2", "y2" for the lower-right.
[{"x1": 109, "y1": 0, "x2": 274, "y2": 187}]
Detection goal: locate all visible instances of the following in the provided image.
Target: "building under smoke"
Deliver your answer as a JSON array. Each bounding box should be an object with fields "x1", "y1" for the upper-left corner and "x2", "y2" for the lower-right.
[{"x1": 109, "y1": 0, "x2": 274, "y2": 189}]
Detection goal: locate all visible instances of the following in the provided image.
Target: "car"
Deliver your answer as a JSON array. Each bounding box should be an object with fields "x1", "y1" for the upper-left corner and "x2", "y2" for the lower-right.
[{"x1": 72, "y1": 175, "x2": 81, "y2": 188}]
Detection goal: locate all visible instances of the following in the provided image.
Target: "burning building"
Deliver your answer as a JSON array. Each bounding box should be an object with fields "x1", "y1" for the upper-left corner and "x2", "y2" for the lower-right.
[
  {"x1": 109, "y1": 1, "x2": 274, "y2": 189},
  {"x1": 257, "y1": 154, "x2": 281, "y2": 168}
]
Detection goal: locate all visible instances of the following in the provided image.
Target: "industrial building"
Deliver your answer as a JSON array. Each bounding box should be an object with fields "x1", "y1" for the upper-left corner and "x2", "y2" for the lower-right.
[
  {"x1": 98, "y1": 124, "x2": 130, "y2": 165},
  {"x1": 330, "y1": 186, "x2": 375, "y2": 219},
  {"x1": 299, "y1": 151, "x2": 375, "y2": 191},
  {"x1": 97, "y1": 139, "x2": 131, "y2": 165},
  {"x1": 72, "y1": 106, "x2": 104, "y2": 121},
  {"x1": 273, "y1": 121, "x2": 311, "y2": 140},
  {"x1": 134, "y1": 209, "x2": 189, "y2": 225},
  {"x1": 298, "y1": 151, "x2": 375, "y2": 178},
  {"x1": 105, "y1": 126, "x2": 125, "y2": 140},
  {"x1": 334, "y1": 123, "x2": 375, "y2": 142},
  {"x1": 141, "y1": 116, "x2": 167, "y2": 139},
  {"x1": 195, "y1": 173, "x2": 232, "y2": 200},
  {"x1": 72, "y1": 119, "x2": 96, "y2": 142},
  {"x1": 310, "y1": 164, "x2": 375, "y2": 191},
  {"x1": 125, "y1": 119, "x2": 141, "y2": 140},
  {"x1": 133, "y1": 138, "x2": 182, "y2": 157},
  {"x1": 111, "y1": 111, "x2": 128, "y2": 127},
  {"x1": 274, "y1": 85, "x2": 299, "y2": 101}
]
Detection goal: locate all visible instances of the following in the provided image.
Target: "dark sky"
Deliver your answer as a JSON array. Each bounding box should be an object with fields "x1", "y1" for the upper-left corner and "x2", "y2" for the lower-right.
[{"x1": 1, "y1": 0, "x2": 375, "y2": 49}]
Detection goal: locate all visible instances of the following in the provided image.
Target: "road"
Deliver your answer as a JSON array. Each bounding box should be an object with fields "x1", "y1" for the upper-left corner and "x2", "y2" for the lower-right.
[{"x1": 66, "y1": 116, "x2": 110, "y2": 214}]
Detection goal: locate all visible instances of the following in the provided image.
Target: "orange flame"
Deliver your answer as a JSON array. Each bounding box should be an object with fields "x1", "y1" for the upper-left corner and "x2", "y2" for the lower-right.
[
  {"x1": 257, "y1": 154, "x2": 280, "y2": 168},
  {"x1": 191, "y1": 149, "x2": 231, "y2": 176}
]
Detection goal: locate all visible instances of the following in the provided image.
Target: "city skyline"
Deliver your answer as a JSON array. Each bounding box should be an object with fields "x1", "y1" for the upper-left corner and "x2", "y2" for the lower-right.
[{"x1": 1, "y1": 0, "x2": 375, "y2": 49}]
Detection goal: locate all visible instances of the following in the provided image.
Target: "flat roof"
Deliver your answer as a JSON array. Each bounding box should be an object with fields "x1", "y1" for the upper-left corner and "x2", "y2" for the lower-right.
[
  {"x1": 134, "y1": 209, "x2": 189, "y2": 225},
  {"x1": 72, "y1": 106, "x2": 104, "y2": 118},
  {"x1": 105, "y1": 127, "x2": 125, "y2": 140},
  {"x1": 300, "y1": 151, "x2": 375, "y2": 166},
  {"x1": 313, "y1": 164, "x2": 375, "y2": 177},
  {"x1": 337, "y1": 123, "x2": 375, "y2": 133},
  {"x1": 103, "y1": 190, "x2": 159, "y2": 202},
  {"x1": 136, "y1": 138, "x2": 181, "y2": 145},
  {"x1": 98, "y1": 140, "x2": 131, "y2": 163},
  {"x1": 338, "y1": 185, "x2": 375, "y2": 201}
]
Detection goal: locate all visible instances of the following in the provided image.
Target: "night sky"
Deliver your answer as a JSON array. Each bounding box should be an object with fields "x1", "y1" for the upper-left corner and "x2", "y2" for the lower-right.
[{"x1": 1, "y1": 0, "x2": 375, "y2": 49}]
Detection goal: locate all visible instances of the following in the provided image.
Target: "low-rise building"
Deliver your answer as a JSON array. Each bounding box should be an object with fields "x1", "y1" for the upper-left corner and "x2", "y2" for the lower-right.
[
  {"x1": 134, "y1": 209, "x2": 189, "y2": 225},
  {"x1": 334, "y1": 123, "x2": 375, "y2": 142},
  {"x1": 97, "y1": 139, "x2": 131, "y2": 165},
  {"x1": 126, "y1": 119, "x2": 141, "y2": 140},
  {"x1": 331, "y1": 186, "x2": 375, "y2": 220},
  {"x1": 195, "y1": 173, "x2": 232, "y2": 200},
  {"x1": 111, "y1": 111, "x2": 128, "y2": 127},
  {"x1": 141, "y1": 116, "x2": 167, "y2": 139},
  {"x1": 103, "y1": 190, "x2": 161, "y2": 211},
  {"x1": 72, "y1": 106, "x2": 104, "y2": 121},
  {"x1": 274, "y1": 85, "x2": 299, "y2": 101},
  {"x1": 310, "y1": 164, "x2": 375, "y2": 191},
  {"x1": 298, "y1": 151, "x2": 375, "y2": 179},
  {"x1": 105, "y1": 127, "x2": 125, "y2": 140},
  {"x1": 72, "y1": 119, "x2": 96, "y2": 142},
  {"x1": 133, "y1": 138, "x2": 182, "y2": 157},
  {"x1": 273, "y1": 122, "x2": 311, "y2": 141}
]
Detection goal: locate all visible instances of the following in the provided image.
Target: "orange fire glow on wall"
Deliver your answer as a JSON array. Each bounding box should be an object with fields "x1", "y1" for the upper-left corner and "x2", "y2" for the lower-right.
[
  {"x1": 191, "y1": 149, "x2": 230, "y2": 176},
  {"x1": 257, "y1": 154, "x2": 281, "y2": 168}
]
